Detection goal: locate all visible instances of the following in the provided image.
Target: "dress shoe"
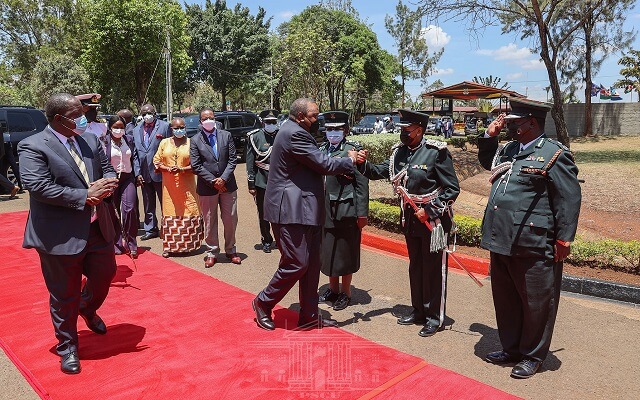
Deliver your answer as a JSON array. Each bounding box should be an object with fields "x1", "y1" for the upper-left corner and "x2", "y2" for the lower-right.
[
  {"x1": 332, "y1": 292, "x2": 351, "y2": 311},
  {"x1": 485, "y1": 350, "x2": 521, "y2": 365},
  {"x1": 79, "y1": 311, "x2": 107, "y2": 335},
  {"x1": 297, "y1": 317, "x2": 339, "y2": 330},
  {"x1": 397, "y1": 312, "x2": 426, "y2": 326},
  {"x1": 318, "y1": 288, "x2": 340, "y2": 303},
  {"x1": 9, "y1": 186, "x2": 19, "y2": 198},
  {"x1": 252, "y1": 298, "x2": 275, "y2": 330},
  {"x1": 226, "y1": 253, "x2": 242, "y2": 264},
  {"x1": 204, "y1": 255, "x2": 216, "y2": 268},
  {"x1": 418, "y1": 323, "x2": 440, "y2": 337},
  {"x1": 130, "y1": 250, "x2": 138, "y2": 259},
  {"x1": 511, "y1": 358, "x2": 541, "y2": 379},
  {"x1": 262, "y1": 243, "x2": 272, "y2": 253},
  {"x1": 60, "y1": 351, "x2": 81, "y2": 374},
  {"x1": 140, "y1": 232, "x2": 159, "y2": 241}
]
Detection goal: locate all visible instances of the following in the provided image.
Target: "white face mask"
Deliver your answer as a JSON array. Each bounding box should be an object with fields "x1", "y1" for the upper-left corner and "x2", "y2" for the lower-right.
[
  {"x1": 326, "y1": 130, "x2": 344, "y2": 145},
  {"x1": 143, "y1": 113, "x2": 155, "y2": 124},
  {"x1": 201, "y1": 119, "x2": 216, "y2": 132},
  {"x1": 111, "y1": 128, "x2": 125, "y2": 138},
  {"x1": 264, "y1": 123, "x2": 277, "y2": 134}
]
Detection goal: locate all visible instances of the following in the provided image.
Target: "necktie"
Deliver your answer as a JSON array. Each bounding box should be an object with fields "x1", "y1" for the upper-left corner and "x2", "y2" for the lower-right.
[
  {"x1": 210, "y1": 134, "x2": 218, "y2": 158},
  {"x1": 328, "y1": 145, "x2": 336, "y2": 154},
  {"x1": 68, "y1": 138, "x2": 96, "y2": 221}
]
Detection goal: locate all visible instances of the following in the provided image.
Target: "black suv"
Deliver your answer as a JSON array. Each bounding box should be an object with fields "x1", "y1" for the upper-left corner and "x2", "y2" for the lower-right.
[
  {"x1": 215, "y1": 111, "x2": 261, "y2": 162},
  {"x1": 0, "y1": 106, "x2": 48, "y2": 185}
]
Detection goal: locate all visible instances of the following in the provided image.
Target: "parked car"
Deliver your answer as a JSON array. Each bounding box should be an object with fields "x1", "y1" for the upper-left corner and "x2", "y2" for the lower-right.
[
  {"x1": 214, "y1": 111, "x2": 261, "y2": 162},
  {"x1": 426, "y1": 117, "x2": 440, "y2": 134},
  {"x1": 0, "y1": 106, "x2": 48, "y2": 187},
  {"x1": 351, "y1": 114, "x2": 384, "y2": 135}
]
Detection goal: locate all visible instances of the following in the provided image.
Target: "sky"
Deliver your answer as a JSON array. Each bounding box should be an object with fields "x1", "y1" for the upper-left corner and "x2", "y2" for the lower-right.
[{"x1": 188, "y1": 0, "x2": 640, "y2": 103}]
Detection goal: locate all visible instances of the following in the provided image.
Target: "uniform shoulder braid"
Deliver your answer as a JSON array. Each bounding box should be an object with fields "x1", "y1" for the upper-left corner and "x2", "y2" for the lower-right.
[
  {"x1": 246, "y1": 128, "x2": 260, "y2": 137},
  {"x1": 424, "y1": 138, "x2": 448, "y2": 150},
  {"x1": 344, "y1": 140, "x2": 361, "y2": 150},
  {"x1": 544, "y1": 137, "x2": 570, "y2": 152}
]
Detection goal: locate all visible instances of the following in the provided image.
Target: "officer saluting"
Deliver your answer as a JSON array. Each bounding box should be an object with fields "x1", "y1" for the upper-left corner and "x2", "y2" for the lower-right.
[
  {"x1": 358, "y1": 109, "x2": 460, "y2": 337},
  {"x1": 317, "y1": 111, "x2": 369, "y2": 311},
  {"x1": 75, "y1": 93, "x2": 107, "y2": 150},
  {"x1": 478, "y1": 97, "x2": 581, "y2": 379},
  {"x1": 246, "y1": 109, "x2": 280, "y2": 253}
]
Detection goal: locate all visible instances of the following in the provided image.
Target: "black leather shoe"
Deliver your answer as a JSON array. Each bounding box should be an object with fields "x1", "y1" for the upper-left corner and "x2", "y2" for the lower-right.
[
  {"x1": 332, "y1": 293, "x2": 351, "y2": 311},
  {"x1": 252, "y1": 298, "x2": 275, "y2": 331},
  {"x1": 397, "y1": 312, "x2": 426, "y2": 325},
  {"x1": 60, "y1": 351, "x2": 81, "y2": 374},
  {"x1": 140, "y1": 232, "x2": 158, "y2": 241},
  {"x1": 130, "y1": 250, "x2": 138, "y2": 259},
  {"x1": 511, "y1": 358, "x2": 541, "y2": 379},
  {"x1": 79, "y1": 311, "x2": 107, "y2": 335},
  {"x1": 418, "y1": 324, "x2": 440, "y2": 337},
  {"x1": 262, "y1": 243, "x2": 272, "y2": 253},
  {"x1": 318, "y1": 288, "x2": 340, "y2": 303},
  {"x1": 485, "y1": 350, "x2": 521, "y2": 365},
  {"x1": 297, "y1": 317, "x2": 339, "y2": 330}
]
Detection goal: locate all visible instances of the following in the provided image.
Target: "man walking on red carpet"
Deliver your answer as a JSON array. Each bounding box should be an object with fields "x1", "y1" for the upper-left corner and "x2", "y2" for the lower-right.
[
  {"x1": 252, "y1": 98, "x2": 358, "y2": 330},
  {"x1": 19, "y1": 93, "x2": 119, "y2": 374}
]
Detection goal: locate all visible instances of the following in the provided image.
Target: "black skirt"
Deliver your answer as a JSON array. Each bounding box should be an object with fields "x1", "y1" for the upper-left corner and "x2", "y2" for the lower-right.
[{"x1": 321, "y1": 218, "x2": 362, "y2": 277}]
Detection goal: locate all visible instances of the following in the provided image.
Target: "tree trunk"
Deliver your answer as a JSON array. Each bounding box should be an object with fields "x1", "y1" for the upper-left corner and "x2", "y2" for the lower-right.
[
  {"x1": 221, "y1": 85, "x2": 227, "y2": 111},
  {"x1": 583, "y1": 20, "x2": 593, "y2": 136}
]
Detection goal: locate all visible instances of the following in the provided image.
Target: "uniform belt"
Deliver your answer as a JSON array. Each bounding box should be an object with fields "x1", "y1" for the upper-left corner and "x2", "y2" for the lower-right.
[
  {"x1": 407, "y1": 188, "x2": 442, "y2": 204},
  {"x1": 255, "y1": 161, "x2": 270, "y2": 171}
]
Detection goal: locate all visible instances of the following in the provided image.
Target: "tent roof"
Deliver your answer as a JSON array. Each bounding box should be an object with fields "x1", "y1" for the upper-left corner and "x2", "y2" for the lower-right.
[{"x1": 422, "y1": 81, "x2": 525, "y2": 100}]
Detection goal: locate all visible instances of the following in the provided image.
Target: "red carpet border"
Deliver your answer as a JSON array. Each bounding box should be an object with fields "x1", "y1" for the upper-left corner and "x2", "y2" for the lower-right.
[{"x1": 0, "y1": 211, "x2": 517, "y2": 399}]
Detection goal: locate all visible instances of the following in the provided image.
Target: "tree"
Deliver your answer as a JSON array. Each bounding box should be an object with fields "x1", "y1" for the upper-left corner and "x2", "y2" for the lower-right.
[
  {"x1": 416, "y1": 0, "x2": 625, "y2": 148},
  {"x1": 557, "y1": 0, "x2": 635, "y2": 136},
  {"x1": 82, "y1": 0, "x2": 191, "y2": 112},
  {"x1": 186, "y1": 0, "x2": 271, "y2": 111},
  {"x1": 472, "y1": 75, "x2": 509, "y2": 90},
  {"x1": 27, "y1": 53, "x2": 90, "y2": 107},
  {"x1": 614, "y1": 49, "x2": 640, "y2": 102},
  {"x1": 385, "y1": 1, "x2": 443, "y2": 108}
]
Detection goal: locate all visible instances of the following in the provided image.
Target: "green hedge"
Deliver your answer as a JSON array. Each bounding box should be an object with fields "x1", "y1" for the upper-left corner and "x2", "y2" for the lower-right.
[
  {"x1": 368, "y1": 200, "x2": 640, "y2": 274},
  {"x1": 354, "y1": 134, "x2": 453, "y2": 164}
]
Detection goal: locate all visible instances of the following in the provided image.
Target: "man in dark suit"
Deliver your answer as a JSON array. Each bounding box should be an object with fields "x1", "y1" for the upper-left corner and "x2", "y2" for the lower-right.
[
  {"x1": 252, "y1": 98, "x2": 358, "y2": 331},
  {"x1": 478, "y1": 97, "x2": 581, "y2": 379},
  {"x1": 18, "y1": 93, "x2": 120, "y2": 374},
  {"x1": 132, "y1": 104, "x2": 170, "y2": 240},
  {"x1": 190, "y1": 107, "x2": 240, "y2": 267}
]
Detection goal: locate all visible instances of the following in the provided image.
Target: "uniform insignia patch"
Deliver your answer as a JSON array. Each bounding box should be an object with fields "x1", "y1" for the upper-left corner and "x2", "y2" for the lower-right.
[
  {"x1": 536, "y1": 157, "x2": 545, "y2": 162},
  {"x1": 526, "y1": 155, "x2": 536, "y2": 161}
]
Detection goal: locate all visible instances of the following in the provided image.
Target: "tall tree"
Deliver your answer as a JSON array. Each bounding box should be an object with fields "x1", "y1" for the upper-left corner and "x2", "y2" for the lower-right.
[
  {"x1": 186, "y1": 0, "x2": 271, "y2": 111},
  {"x1": 27, "y1": 53, "x2": 90, "y2": 107},
  {"x1": 385, "y1": 0, "x2": 443, "y2": 108},
  {"x1": 472, "y1": 75, "x2": 510, "y2": 89},
  {"x1": 557, "y1": 0, "x2": 635, "y2": 136},
  {"x1": 614, "y1": 49, "x2": 640, "y2": 102},
  {"x1": 416, "y1": 0, "x2": 626, "y2": 148}
]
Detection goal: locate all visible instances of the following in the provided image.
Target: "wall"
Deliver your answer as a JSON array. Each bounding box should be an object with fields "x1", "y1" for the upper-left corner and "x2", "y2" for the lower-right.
[{"x1": 544, "y1": 102, "x2": 640, "y2": 137}]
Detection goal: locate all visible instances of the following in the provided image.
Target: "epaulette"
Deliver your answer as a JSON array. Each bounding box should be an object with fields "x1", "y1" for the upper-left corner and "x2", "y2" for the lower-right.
[
  {"x1": 391, "y1": 142, "x2": 403, "y2": 150},
  {"x1": 545, "y1": 138, "x2": 570, "y2": 151},
  {"x1": 424, "y1": 138, "x2": 448, "y2": 150},
  {"x1": 246, "y1": 128, "x2": 260, "y2": 137},
  {"x1": 345, "y1": 140, "x2": 361, "y2": 148}
]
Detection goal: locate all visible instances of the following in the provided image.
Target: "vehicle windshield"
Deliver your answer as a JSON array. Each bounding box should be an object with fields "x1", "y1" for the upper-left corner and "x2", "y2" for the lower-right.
[
  {"x1": 184, "y1": 115, "x2": 200, "y2": 129},
  {"x1": 356, "y1": 115, "x2": 383, "y2": 127}
]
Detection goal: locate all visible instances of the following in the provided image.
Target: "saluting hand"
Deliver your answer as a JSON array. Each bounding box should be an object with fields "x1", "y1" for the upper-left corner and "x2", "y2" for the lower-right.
[{"x1": 487, "y1": 113, "x2": 506, "y2": 137}]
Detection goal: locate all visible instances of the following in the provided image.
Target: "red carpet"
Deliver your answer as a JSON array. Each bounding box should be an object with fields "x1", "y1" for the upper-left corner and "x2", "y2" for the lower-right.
[{"x1": 0, "y1": 211, "x2": 519, "y2": 399}]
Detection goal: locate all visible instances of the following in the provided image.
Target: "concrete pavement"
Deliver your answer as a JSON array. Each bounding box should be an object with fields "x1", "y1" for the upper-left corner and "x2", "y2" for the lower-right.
[{"x1": 1, "y1": 170, "x2": 639, "y2": 399}]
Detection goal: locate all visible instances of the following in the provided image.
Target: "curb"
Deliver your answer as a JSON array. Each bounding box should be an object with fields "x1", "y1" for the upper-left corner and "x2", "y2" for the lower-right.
[{"x1": 361, "y1": 231, "x2": 640, "y2": 305}]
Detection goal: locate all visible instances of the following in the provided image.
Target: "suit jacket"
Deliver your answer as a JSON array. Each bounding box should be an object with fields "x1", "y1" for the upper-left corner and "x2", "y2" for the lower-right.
[
  {"x1": 19, "y1": 127, "x2": 117, "y2": 255},
  {"x1": 263, "y1": 118, "x2": 354, "y2": 226},
  {"x1": 133, "y1": 118, "x2": 170, "y2": 182},
  {"x1": 189, "y1": 128, "x2": 238, "y2": 195}
]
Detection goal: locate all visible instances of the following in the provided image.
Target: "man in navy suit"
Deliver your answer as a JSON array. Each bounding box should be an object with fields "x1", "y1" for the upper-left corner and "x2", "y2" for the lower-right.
[
  {"x1": 190, "y1": 107, "x2": 240, "y2": 267},
  {"x1": 133, "y1": 104, "x2": 170, "y2": 240},
  {"x1": 18, "y1": 93, "x2": 120, "y2": 374},
  {"x1": 252, "y1": 98, "x2": 358, "y2": 330}
]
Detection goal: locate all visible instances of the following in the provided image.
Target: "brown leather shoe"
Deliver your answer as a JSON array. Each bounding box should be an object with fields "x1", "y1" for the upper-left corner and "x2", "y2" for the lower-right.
[
  {"x1": 204, "y1": 256, "x2": 216, "y2": 268},
  {"x1": 9, "y1": 186, "x2": 19, "y2": 198},
  {"x1": 226, "y1": 253, "x2": 241, "y2": 264}
]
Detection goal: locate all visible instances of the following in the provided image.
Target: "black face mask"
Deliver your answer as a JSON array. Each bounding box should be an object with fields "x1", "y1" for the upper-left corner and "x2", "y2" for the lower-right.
[
  {"x1": 399, "y1": 131, "x2": 412, "y2": 145},
  {"x1": 309, "y1": 120, "x2": 320, "y2": 134}
]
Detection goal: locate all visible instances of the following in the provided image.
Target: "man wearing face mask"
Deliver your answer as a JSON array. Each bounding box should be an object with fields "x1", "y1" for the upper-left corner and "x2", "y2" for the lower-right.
[
  {"x1": 478, "y1": 97, "x2": 581, "y2": 379},
  {"x1": 18, "y1": 93, "x2": 120, "y2": 374},
  {"x1": 246, "y1": 109, "x2": 280, "y2": 253},
  {"x1": 252, "y1": 98, "x2": 359, "y2": 331},
  {"x1": 317, "y1": 111, "x2": 369, "y2": 311},
  {"x1": 133, "y1": 104, "x2": 170, "y2": 241},
  {"x1": 190, "y1": 107, "x2": 240, "y2": 267},
  {"x1": 76, "y1": 94, "x2": 108, "y2": 150},
  {"x1": 357, "y1": 109, "x2": 460, "y2": 338}
]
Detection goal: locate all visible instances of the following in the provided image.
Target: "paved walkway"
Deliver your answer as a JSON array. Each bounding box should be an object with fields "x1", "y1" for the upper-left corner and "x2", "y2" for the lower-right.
[{"x1": 1, "y1": 171, "x2": 639, "y2": 399}]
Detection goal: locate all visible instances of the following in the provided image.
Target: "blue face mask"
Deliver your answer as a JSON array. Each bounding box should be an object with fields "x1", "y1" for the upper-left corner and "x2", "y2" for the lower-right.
[
  {"x1": 60, "y1": 114, "x2": 87, "y2": 135},
  {"x1": 173, "y1": 128, "x2": 186, "y2": 138}
]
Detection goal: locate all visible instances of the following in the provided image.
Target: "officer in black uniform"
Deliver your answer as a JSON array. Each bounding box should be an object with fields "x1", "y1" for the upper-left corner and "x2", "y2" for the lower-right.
[
  {"x1": 317, "y1": 111, "x2": 369, "y2": 311},
  {"x1": 358, "y1": 109, "x2": 460, "y2": 337},
  {"x1": 246, "y1": 109, "x2": 279, "y2": 253},
  {"x1": 478, "y1": 97, "x2": 581, "y2": 379}
]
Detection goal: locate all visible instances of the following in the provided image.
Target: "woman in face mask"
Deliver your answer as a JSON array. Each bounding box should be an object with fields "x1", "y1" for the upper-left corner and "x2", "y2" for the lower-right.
[
  {"x1": 317, "y1": 112, "x2": 369, "y2": 312},
  {"x1": 153, "y1": 117, "x2": 203, "y2": 258},
  {"x1": 106, "y1": 116, "x2": 139, "y2": 258}
]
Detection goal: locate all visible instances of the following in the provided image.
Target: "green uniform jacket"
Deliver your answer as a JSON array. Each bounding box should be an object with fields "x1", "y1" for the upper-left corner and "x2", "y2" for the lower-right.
[
  {"x1": 361, "y1": 139, "x2": 460, "y2": 237},
  {"x1": 319, "y1": 139, "x2": 369, "y2": 228},
  {"x1": 477, "y1": 135, "x2": 582, "y2": 257},
  {"x1": 245, "y1": 128, "x2": 276, "y2": 190}
]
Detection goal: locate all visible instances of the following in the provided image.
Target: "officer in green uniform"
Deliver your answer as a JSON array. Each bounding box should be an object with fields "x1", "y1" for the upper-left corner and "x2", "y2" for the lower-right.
[
  {"x1": 478, "y1": 97, "x2": 581, "y2": 379},
  {"x1": 246, "y1": 109, "x2": 280, "y2": 253},
  {"x1": 358, "y1": 109, "x2": 460, "y2": 337},
  {"x1": 317, "y1": 111, "x2": 369, "y2": 311}
]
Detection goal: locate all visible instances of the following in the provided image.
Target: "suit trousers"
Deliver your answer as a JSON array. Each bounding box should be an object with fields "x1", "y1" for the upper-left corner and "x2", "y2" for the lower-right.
[
  {"x1": 0, "y1": 172, "x2": 14, "y2": 192},
  {"x1": 489, "y1": 252, "x2": 563, "y2": 362},
  {"x1": 255, "y1": 187, "x2": 273, "y2": 245},
  {"x1": 37, "y1": 221, "x2": 117, "y2": 356},
  {"x1": 113, "y1": 172, "x2": 138, "y2": 252},
  {"x1": 258, "y1": 223, "x2": 322, "y2": 325},
  {"x1": 199, "y1": 190, "x2": 238, "y2": 254},
  {"x1": 141, "y1": 180, "x2": 162, "y2": 234},
  {"x1": 405, "y1": 235, "x2": 448, "y2": 328}
]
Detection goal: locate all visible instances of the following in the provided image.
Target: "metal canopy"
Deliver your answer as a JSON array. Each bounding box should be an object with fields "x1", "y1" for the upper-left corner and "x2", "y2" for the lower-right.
[{"x1": 422, "y1": 81, "x2": 525, "y2": 100}]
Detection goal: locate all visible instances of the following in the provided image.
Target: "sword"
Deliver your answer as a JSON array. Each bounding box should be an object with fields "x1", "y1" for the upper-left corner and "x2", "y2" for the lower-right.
[{"x1": 396, "y1": 186, "x2": 483, "y2": 287}]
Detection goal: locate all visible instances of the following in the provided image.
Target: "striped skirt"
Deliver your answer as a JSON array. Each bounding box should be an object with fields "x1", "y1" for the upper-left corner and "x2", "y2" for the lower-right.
[{"x1": 162, "y1": 216, "x2": 204, "y2": 254}]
